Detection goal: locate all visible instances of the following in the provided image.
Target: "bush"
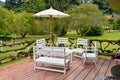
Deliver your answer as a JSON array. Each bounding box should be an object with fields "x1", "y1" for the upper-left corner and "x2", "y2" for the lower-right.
[
  {"x1": 53, "y1": 26, "x2": 67, "y2": 36},
  {"x1": 85, "y1": 26, "x2": 104, "y2": 36},
  {"x1": 53, "y1": 25, "x2": 60, "y2": 35},
  {"x1": 60, "y1": 27, "x2": 67, "y2": 36}
]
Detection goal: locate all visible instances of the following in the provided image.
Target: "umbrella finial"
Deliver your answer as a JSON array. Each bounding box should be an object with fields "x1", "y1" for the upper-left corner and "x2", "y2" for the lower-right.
[{"x1": 50, "y1": 6, "x2": 53, "y2": 9}]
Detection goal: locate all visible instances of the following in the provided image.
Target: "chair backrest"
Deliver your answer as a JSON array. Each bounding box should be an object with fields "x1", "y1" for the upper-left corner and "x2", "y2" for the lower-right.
[
  {"x1": 57, "y1": 37, "x2": 69, "y2": 47},
  {"x1": 77, "y1": 38, "x2": 89, "y2": 48},
  {"x1": 36, "y1": 38, "x2": 46, "y2": 47}
]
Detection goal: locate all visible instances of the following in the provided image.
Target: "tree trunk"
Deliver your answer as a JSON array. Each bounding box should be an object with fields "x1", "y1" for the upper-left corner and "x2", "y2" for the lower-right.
[{"x1": 21, "y1": 33, "x2": 27, "y2": 38}]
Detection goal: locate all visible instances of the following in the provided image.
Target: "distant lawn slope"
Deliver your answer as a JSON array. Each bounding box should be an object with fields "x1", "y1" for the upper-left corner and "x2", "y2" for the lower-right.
[{"x1": 66, "y1": 31, "x2": 120, "y2": 40}]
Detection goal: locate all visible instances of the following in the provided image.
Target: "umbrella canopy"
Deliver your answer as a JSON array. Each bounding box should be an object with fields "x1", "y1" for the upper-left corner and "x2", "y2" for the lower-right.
[
  {"x1": 34, "y1": 7, "x2": 70, "y2": 46},
  {"x1": 34, "y1": 7, "x2": 70, "y2": 18}
]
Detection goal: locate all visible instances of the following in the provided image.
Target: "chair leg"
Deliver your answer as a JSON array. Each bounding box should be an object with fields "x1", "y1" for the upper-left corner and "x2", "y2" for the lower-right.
[
  {"x1": 82, "y1": 57, "x2": 86, "y2": 65},
  {"x1": 64, "y1": 65, "x2": 66, "y2": 75},
  {"x1": 34, "y1": 62, "x2": 37, "y2": 70},
  {"x1": 93, "y1": 58, "x2": 97, "y2": 66},
  {"x1": 67, "y1": 62, "x2": 70, "y2": 70}
]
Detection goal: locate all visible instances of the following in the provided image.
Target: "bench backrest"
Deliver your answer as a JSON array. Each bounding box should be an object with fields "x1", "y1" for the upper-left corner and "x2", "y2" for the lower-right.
[{"x1": 33, "y1": 46, "x2": 66, "y2": 58}]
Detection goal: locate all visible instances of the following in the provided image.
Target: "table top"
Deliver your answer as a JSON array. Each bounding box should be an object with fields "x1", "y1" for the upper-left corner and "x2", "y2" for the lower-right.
[{"x1": 111, "y1": 64, "x2": 120, "y2": 79}]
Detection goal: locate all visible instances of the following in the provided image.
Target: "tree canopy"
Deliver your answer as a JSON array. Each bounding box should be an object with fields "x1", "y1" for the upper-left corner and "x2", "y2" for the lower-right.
[
  {"x1": 4, "y1": 11, "x2": 38, "y2": 38},
  {"x1": 0, "y1": 6, "x2": 10, "y2": 37},
  {"x1": 67, "y1": 3, "x2": 106, "y2": 36},
  {"x1": 21, "y1": 0, "x2": 46, "y2": 13}
]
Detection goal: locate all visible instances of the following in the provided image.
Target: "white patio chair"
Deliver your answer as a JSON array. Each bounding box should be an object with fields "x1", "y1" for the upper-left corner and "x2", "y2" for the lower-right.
[
  {"x1": 33, "y1": 46, "x2": 70, "y2": 75},
  {"x1": 57, "y1": 37, "x2": 73, "y2": 62},
  {"x1": 36, "y1": 38, "x2": 46, "y2": 47},
  {"x1": 57, "y1": 37, "x2": 69, "y2": 48},
  {"x1": 81, "y1": 41, "x2": 98, "y2": 65},
  {"x1": 74, "y1": 38, "x2": 89, "y2": 57}
]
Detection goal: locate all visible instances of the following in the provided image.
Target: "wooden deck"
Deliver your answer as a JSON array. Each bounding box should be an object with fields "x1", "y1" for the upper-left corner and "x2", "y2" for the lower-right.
[{"x1": 0, "y1": 57, "x2": 120, "y2": 80}]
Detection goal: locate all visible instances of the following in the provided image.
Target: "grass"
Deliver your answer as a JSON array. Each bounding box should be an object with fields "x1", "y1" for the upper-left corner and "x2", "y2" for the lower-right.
[
  {"x1": 85, "y1": 31, "x2": 120, "y2": 40},
  {"x1": 66, "y1": 31, "x2": 120, "y2": 40}
]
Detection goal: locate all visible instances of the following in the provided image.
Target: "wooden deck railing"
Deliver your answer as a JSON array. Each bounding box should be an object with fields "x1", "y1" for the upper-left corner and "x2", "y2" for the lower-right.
[
  {"x1": 0, "y1": 38, "x2": 120, "y2": 64},
  {"x1": 90, "y1": 39, "x2": 120, "y2": 55},
  {"x1": 0, "y1": 40, "x2": 35, "y2": 64},
  {"x1": 69, "y1": 38, "x2": 120, "y2": 57}
]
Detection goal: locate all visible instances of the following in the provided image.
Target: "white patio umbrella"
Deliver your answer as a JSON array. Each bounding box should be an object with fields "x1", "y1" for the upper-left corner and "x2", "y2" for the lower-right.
[{"x1": 34, "y1": 7, "x2": 70, "y2": 46}]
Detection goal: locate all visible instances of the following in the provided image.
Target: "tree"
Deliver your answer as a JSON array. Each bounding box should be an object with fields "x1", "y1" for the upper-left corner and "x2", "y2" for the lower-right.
[
  {"x1": 4, "y1": 0, "x2": 23, "y2": 12},
  {"x1": 116, "y1": 17, "x2": 120, "y2": 31},
  {"x1": 21, "y1": 0, "x2": 46, "y2": 13},
  {"x1": 92, "y1": 0, "x2": 113, "y2": 14},
  {"x1": 53, "y1": 19, "x2": 68, "y2": 36},
  {"x1": 44, "y1": 0, "x2": 81, "y2": 11},
  {"x1": 66, "y1": 3, "x2": 106, "y2": 36},
  {"x1": 5, "y1": 11, "x2": 37, "y2": 38},
  {"x1": 0, "y1": 6, "x2": 10, "y2": 37}
]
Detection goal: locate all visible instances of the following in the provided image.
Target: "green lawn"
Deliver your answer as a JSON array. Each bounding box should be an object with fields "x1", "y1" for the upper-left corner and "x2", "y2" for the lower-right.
[{"x1": 66, "y1": 31, "x2": 120, "y2": 40}]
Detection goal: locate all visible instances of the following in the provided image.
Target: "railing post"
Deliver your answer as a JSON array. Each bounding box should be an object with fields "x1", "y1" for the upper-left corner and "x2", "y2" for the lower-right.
[
  {"x1": 0, "y1": 40, "x2": 2, "y2": 51},
  {"x1": 11, "y1": 38, "x2": 15, "y2": 44}
]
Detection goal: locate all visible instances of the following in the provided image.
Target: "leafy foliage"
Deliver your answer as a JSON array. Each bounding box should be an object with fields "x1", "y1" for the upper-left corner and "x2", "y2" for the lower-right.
[
  {"x1": 116, "y1": 17, "x2": 120, "y2": 30},
  {"x1": 0, "y1": 6, "x2": 10, "y2": 37},
  {"x1": 92, "y1": 0, "x2": 113, "y2": 14},
  {"x1": 66, "y1": 3, "x2": 106, "y2": 36},
  {"x1": 84, "y1": 26, "x2": 104, "y2": 36},
  {"x1": 4, "y1": 0, "x2": 46, "y2": 13},
  {"x1": 53, "y1": 19, "x2": 69, "y2": 36},
  {"x1": 21, "y1": 0, "x2": 46, "y2": 13},
  {"x1": 60, "y1": 27, "x2": 67, "y2": 36},
  {"x1": 44, "y1": 0, "x2": 80, "y2": 11},
  {"x1": 5, "y1": 11, "x2": 37, "y2": 38},
  {"x1": 4, "y1": 0, "x2": 23, "y2": 12}
]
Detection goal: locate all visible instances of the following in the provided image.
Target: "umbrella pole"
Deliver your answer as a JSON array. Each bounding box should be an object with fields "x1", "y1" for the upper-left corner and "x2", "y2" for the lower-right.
[{"x1": 50, "y1": 15, "x2": 54, "y2": 46}]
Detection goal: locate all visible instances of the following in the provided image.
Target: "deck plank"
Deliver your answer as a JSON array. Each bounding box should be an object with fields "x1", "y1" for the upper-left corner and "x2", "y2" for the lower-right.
[
  {"x1": 44, "y1": 58, "x2": 80, "y2": 80},
  {"x1": 0, "y1": 57, "x2": 118, "y2": 80},
  {"x1": 94, "y1": 59, "x2": 111, "y2": 80},
  {"x1": 105, "y1": 59, "x2": 118, "y2": 76},
  {"x1": 117, "y1": 59, "x2": 120, "y2": 64},
  {"x1": 54, "y1": 58, "x2": 82, "y2": 80},
  {"x1": 75, "y1": 58, "x2": 104, "y2": 80}
]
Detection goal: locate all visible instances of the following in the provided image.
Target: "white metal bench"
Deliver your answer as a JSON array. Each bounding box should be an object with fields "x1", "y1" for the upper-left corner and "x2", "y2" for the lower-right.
[{"x1": 33, "y1": 46, "x2": 71, "y2": 75}]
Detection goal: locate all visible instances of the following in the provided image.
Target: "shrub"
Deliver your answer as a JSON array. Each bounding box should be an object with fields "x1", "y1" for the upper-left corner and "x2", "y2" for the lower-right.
[
  {"x1": 53, "y1": 25, "x2": 67, "y2": 36},
  {"x1": 85, "y1": 26, "x2": 104, "y2": 36},
  {"x1": 53, "y1": 25, "x2": 60, "y2": 35},
  {"x1": 59, "y1": 27, "x2": 67, "y2": 36}
]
